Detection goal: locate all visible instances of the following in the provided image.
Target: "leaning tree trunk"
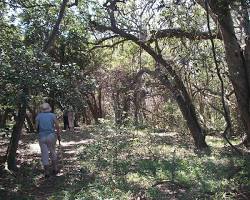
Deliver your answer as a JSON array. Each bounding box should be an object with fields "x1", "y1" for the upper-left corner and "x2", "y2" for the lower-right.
[
  {"x1": 7, "y1": 89, "x2": 27, "y2": 171},
  {"x1": 91, "y1": 16, "x2": 208, "y2": 149},
  {"x1": 208, "y1": 0, "x2": 250, "y2": 146},
  {"x1": 175, "y1": 91, "x2": 207, "y2": 148},
  {"x1": 155, "y1": 68, "x2": 208, "y2": 149},
  {"x1": 132, "y1": 34, "x2": 208, "y2": 149},
  {"x1": 139, "y1": 46, "x2": 208, "y2": 149}
]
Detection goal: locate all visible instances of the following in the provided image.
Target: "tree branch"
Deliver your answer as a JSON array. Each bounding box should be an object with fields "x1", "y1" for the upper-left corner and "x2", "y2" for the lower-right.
[
  {"x1": 43, "y1": 0, "x2": 69, "y2": 52},
  {"x1": 117, "y1": 68, "x2": 155, "y2": 93},
  {"x1": 148, "y1": 28, "x2": 221, "y2": 42},
  {"x1": 205, "y1": 0, "x2": 242, "y2": 155},
  {"x1": 90, "y1": 35, "x2": 120, "y2": 45},
  {"x1": 90, "y1": 38, "x2": 128, "y2": 50},
  {"x1": 2, "y1": 0, "x2": 56, "y2": 8}
]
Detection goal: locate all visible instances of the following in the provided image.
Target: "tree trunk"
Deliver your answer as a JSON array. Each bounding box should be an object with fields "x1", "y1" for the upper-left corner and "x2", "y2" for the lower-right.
[
  {"x1": 154, "y1": 67, "x2": 208, "y2": 149},
  {"x1": 91, "y1": 16, "x2": 208, "y2": 148},
  {"x1": 47, "y1": 90, "x2": 55, "y2": 113},
  {"x1": 27, "y1": 106, "x2": 37, "y2": 125},
  {"x1": 97, "y1": 87, "x2": 103, "y2": 118},
  {"x1": 0, "y1": 109, "x2": 9, "y2": 128},
  {"x1": 208, "y1": 0, "x2": 250, "y2": 146},
  {"x1": 133, "y1": 91, "x2": 139, "y2": 126},
  {"x1": 133, "y1": 33, "x2": 208, "y2": 148},
  {"x1": 121, "y1": 94, "x2": 131, "y2": 125},
  {"x1": 25, "y1": 113, "x2": 35, "y2": 133},
  {"x1": 112, "y1": 92, "x2": 122, "y2": 125},
  {"x1": 86, "y1": 94, "x2": 99, "y2": 124},
  {"x1": 82, "y1": 107, "x2": 91, "y2": 125},
  {"x1": 74, "y1": 112, "x2": 79, "y2": 127},
  {"x1": 7, "y1": 99, "x2": 27, "y2": 171}
]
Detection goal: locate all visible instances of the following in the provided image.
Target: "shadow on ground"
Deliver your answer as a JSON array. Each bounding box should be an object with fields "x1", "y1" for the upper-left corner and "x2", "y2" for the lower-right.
[{"x1": 0, "y1": 126, "x2": 94, "y2": 200}]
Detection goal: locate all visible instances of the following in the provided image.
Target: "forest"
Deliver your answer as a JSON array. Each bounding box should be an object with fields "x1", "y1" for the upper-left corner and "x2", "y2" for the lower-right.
[{"x1": 0, "y1": 0, "x2": 250, "y2": 199}]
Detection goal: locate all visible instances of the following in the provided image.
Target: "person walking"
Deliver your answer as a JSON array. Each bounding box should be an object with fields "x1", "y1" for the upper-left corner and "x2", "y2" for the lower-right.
[
  {"x1": 68, "y1": 107, "x2": 74, "y2": 132},
  {"x1": 35, "y1": 103, "x2": 61, "y2": 177}
]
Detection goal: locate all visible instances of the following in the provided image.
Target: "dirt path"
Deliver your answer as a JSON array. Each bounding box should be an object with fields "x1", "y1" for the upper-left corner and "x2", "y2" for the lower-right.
[{"x1": 0, "y1": 127, "x2": 94, "y2": 200}]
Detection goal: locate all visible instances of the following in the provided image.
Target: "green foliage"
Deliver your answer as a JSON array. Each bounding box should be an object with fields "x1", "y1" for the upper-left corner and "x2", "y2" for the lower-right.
[
  {"x1": 0, "y1": 0, "x2": 99, "y2": 114},
  {"x1": 55, "y1": 125, "x2": 249, "y2": 200}
]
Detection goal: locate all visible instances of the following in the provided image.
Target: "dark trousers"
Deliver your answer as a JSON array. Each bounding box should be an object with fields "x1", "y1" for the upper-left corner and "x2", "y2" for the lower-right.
[{"x1": 63, "y1": 116, "x2": 69, "y2": 130}]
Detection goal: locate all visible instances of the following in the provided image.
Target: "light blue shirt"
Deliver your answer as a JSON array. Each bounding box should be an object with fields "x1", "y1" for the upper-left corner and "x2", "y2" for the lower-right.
[{"x1": 36, "y1": 112, "x2": 56, "y2": 138}]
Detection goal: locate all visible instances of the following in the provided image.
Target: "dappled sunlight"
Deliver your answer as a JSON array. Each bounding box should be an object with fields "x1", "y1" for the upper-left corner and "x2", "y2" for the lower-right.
[
  {"x1": 206, "y1": 136, "x2": 225, "y2": 148},
  {"x1": 150, "y1": 131, "x2": 178, "y2": 137},
  {"x1": 28, "y1": 143, "x2": 41, "y2": 153},
  {"x1": 1, "y1": 125, "x2": 249, "y2": 200},
  {"x1": 61, "y1": 139, "x2": 94, "y2": 147},
  {"x1": 2, "y1": 0, "x2": 250, "y2": 198},
  {"x1": 126, "y1": 172, "x2": 153, "y2": 188},
  {"x1": 0, "y1": 127, "x2": 96, "y2": 200}
]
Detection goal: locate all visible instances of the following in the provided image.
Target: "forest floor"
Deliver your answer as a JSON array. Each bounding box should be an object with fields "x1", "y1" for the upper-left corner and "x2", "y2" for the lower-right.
[{"x1": 0, "y1": 123, "x2": 250, "y2": 200}]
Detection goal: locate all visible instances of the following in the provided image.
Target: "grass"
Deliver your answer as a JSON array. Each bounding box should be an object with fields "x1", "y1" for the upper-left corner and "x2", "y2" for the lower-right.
[
  {"x1": 0, "y1": 122, "x2": 249, "y2": 199},
  {"x1": 57, "y1": 123, "x2": 250, "y2": 200}
]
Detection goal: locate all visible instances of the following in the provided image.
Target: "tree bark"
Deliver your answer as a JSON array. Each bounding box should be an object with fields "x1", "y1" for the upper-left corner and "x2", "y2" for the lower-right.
[
  {"x1": 207, "y1": 0, "x2": 250, "y2": 146},
  {"x1": 27, "y1": 105, "x2": 37, "y2": 125},
  {"x1": 25, "y1": 113, "x2": 35, "y2": 133},
  {"x1": 121, "y1": 94, "x2": 131, "y2": 125},
  {"x1": 133, "y1": 91, "x2": 139, "y2": 126},
  {"x1": 7, "y1": 89, "x2": 27, "y2": 170},
  {"x1": 154, "y1": 68, "x2": 208, "y2": 149},
  {"x1": 47, "y1": 90, "x2": 55, "y2": 113},
  {"x1": 97, "y1": 87, "x2": 103, "y2": 118},
  {"x1": 0, "y1": 109, "x2": 9, "y2": 128},
  {"x1": 86, "y1": 93, "x2": 100, "y2": 124},
  {"x1": 112, "y1": 92, "x2": 121, "y2": 125}
]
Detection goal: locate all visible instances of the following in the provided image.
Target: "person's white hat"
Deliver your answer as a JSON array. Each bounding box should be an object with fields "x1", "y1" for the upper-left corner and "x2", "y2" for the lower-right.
[{"x1": 40, "y1": 103, "x2": 52, "y2": 112}]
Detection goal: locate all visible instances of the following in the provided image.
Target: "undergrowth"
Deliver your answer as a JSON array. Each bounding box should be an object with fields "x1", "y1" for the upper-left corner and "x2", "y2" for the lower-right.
[{"x1": 55, "y1": 122, "x2": 250, "y2": 200}]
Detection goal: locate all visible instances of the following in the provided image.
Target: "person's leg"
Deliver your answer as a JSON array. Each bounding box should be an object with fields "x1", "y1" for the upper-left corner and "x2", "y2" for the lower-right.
[
  {"x1": 47, "y1": 134, "x2": 58, "y2": 174},
  {"x1": 39, "y1": 137, "x2": 50, "y2": 177}
]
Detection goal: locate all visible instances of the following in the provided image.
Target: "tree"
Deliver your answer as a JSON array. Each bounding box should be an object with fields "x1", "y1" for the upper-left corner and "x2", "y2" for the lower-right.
[
  {"x1": 200, "y1": 0, "x2": 250, "y2": 146},
  {"x1": 0, "y1": 0, "x2": 93, "y2": 169},
  {"x1": 87, "y1": 0, "x2": 212, "y2": 149}
]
